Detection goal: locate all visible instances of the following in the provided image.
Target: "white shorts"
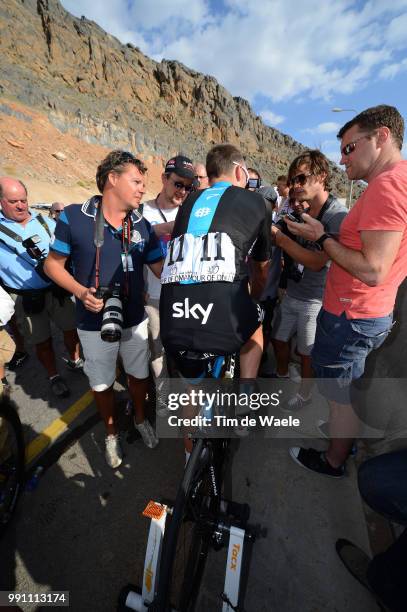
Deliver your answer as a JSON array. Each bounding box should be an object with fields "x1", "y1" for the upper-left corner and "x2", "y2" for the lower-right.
[
  {"x1": 271, "y1": 295, "x2": 321, "y2": 356},
  {"x1": 77, "y1": 317, "x2": 150, "y2": 391}
]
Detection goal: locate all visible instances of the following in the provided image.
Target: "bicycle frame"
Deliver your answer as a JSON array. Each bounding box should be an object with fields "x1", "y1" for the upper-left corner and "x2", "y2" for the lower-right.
[{"x1": 119, "y1": 354, "x2": 260, "y2": 612}]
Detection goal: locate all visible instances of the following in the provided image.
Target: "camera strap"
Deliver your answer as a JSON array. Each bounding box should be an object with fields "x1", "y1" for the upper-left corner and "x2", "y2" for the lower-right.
[
  {"x1": 93, "y1": 202, "x2": 132, "y2": 297},
  {"x1": 36, "y1": 213, "x2": 52, "y2": 238},
  {"x1": 0, "y1": 213, "x2": 51, "y2": 242},
  {"x1": 316, "y1": 194, "x2": 334, "y2": 223},
  {"x1": 0, "y1": 223, "x2": 24, "y2": 243},
  {"x1": 121, "y1": 213, "x2": 132, "y2": 299},
  {"x1": 94, "y1": 201, "x2": 105, "y2": 291}
]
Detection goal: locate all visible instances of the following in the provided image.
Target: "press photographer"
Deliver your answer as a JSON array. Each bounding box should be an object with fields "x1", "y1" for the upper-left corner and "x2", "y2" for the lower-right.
[
  {"x1": 270, "y1": 151, "x2": 347, "y2": 411},
  {"x1": 44, "y1": 150, "x2": 164, "y2": 469},
  {"x1": 0, "y1": 177, "x2": 81, "y2": 398}
]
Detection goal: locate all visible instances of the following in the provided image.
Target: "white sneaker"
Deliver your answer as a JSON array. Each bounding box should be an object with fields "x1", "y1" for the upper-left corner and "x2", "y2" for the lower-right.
[
  {"x1": 288, "y1": 362, "x2": 302, "y2": 384},
  {"x1": 134, "y1": 419, "x2": 159, "y2": 449},
  {"x1": 105, "y1": 434, "x2": 123, "y2": 468}
]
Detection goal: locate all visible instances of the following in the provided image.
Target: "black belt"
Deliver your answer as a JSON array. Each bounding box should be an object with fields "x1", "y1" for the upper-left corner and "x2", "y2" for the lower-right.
[{"x1": 2, "y1": 284, "x2": 51, "y2": 296}]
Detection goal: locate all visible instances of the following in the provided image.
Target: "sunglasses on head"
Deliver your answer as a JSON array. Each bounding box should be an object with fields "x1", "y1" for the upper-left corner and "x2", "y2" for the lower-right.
[
  {"x1": 232, "y1": 161, "x2": 249, "y2": 185},
  {"x1": 119, "y1": 151, "x2": 137, "y2": 162},
  {"x1": 289, "y1": 172, "x2": 313, "y2": 186},
  {"x1": 172, "y1": 179, "x2": 193, "y2": 192},
  {"x1": 340, "y1": 134, "x2": 373, "y2": 157}
]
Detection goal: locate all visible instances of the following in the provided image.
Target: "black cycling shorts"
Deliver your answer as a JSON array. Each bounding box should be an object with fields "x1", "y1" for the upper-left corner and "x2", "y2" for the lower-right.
[
  {"x1": 168, "y1": 350, "x2": 229, "y2": 382},
  {"x1": 160, "y1": 279, "x2": 263, "y2": 356}
]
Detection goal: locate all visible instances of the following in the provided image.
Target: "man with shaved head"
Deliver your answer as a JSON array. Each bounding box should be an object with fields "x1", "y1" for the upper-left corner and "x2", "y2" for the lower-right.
[
  {"x1": 50, "y1": 202, "x2": 65, "y2": 221},
  {"x1": 0, "y1": 177, "x2": 81, "y2": 397},
  {"x1": 193, "y1": 162, "x2": 209, "y2": 190}
]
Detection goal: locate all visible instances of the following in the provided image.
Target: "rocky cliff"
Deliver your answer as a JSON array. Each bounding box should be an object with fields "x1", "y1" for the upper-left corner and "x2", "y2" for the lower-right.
[{"x1": 0, "y1": 0, "x2": 355, "y2": 196}]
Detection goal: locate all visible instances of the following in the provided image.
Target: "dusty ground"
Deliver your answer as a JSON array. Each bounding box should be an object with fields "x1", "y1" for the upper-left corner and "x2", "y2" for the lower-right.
[{"x1": 0, "y1": 98, "x2": 163, "y2": 204}]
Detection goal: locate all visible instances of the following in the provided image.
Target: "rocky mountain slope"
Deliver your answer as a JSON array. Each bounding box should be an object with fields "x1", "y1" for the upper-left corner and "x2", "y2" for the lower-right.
[{"x1": 0, "y1": 0, "x2": 356, "y2": 198}]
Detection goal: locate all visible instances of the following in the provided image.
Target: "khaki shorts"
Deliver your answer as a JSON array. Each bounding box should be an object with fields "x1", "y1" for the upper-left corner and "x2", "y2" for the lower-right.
[
  {"x1": 11, "y1": 291, "x2": 77, "y2": 345},
  {"x1": 0, "y1": 328, "x2": 16, "y2": 368},
  {"x1": 77, "y1": 317, "x2": 150, "y2": 392}
]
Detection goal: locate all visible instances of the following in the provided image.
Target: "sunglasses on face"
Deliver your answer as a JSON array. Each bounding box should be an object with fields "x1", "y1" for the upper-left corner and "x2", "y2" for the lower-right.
[
  {"x1": 340, "y1": 134, "x2": 373, "y2": 156},
  {"x1": 289, "y1": 172, "x2": 313, "y2": 186},
  {"x1": 119, "y1": 151, "x2": 137, "y2": 162},
  {"x1": 171, "y1": 179, "x2": 193, "y2": 192}
]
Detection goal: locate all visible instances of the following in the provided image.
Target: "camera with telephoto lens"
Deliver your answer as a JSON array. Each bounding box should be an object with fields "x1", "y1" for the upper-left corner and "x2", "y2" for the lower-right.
[{"x1": 95, "y1": 284, "x2": 123, "y2": 342}]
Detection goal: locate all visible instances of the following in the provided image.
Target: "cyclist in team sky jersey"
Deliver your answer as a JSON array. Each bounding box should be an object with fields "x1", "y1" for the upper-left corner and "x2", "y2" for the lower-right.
[{"x1": 160, "y1": 143, "x2": 272, "y2": 400}]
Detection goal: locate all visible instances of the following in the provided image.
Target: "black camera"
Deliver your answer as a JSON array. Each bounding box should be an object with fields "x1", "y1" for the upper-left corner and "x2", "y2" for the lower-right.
[
  {"x1": 246, "y1": 177, "x2": 261, "y2": 190},
  {"x1": 287, "y1": 262, "x2": 304, "y2": 283},
  {"x1": 284, "y1": 212, "x2": 304, "y2": 223},
  {"x1": 22, "y1": 235, "x2": 46, "y2": 261},
  {"x1": 95, "y1": 284, "x2": 123, "y2": 343}
]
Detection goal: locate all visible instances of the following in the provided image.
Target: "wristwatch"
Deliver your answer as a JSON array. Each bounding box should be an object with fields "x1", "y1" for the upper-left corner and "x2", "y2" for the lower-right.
[{"x1": 315, "y1": 233, "x2": 332, "y2": 251}]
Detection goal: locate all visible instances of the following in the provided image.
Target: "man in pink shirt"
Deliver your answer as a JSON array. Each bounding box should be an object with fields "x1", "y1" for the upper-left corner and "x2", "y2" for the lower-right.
[{"x1": 285, "y1": 105, "x2": 407, "y2": 477}]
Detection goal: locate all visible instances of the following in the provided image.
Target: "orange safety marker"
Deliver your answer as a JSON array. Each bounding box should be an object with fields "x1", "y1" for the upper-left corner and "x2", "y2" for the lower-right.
[{"x1": 142, "y1": 500, "x2": 166, "y2": 520}]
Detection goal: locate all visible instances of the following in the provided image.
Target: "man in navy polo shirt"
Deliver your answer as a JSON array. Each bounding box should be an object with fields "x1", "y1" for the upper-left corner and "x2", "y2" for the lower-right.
[{"x1": 44, "y1": 151, "x2": 163, "y2": 469}]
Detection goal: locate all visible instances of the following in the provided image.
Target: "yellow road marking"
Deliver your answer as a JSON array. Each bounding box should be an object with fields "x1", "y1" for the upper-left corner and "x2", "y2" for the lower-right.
[{"x1": 25, "y1": 390, "x2": 94, "y2": 464}]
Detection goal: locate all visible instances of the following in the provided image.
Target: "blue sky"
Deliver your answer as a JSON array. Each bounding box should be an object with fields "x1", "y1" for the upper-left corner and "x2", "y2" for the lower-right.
[{"x1": 61, "y1": 0, "x2": 407, "y2": 164}]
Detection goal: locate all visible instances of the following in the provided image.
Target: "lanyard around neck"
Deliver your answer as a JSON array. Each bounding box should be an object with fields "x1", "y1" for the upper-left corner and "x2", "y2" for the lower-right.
[{"x1": 155, "y1": 196, "x2": 169, "y2": 223}]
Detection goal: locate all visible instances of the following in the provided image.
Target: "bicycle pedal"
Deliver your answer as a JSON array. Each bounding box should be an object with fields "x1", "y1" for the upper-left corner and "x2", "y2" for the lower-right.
[
  {"x1": 246, "y1": 523, "x2": 268, "y2": 541},
  {"x1": 220, "y1": 499, "x2": 250, "y2": 523},
  {"x1": 142, "y1": 500, "x2": 167, "y2": 520}
]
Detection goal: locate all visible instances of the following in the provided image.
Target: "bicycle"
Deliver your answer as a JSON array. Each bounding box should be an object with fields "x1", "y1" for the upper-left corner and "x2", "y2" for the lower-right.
[
  {"x1": 0, "y1": 395, "x2": 25, "y2": 537},
  {"x1": 119, "y1": 356, "x2": 266, "y2": 612}
]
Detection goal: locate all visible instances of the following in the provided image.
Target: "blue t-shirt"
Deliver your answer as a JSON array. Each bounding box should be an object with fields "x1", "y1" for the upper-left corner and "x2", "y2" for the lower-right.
[
  {"x1": 0, "y1": 211, "x2": 55, "y2": 290},
  {"x1": 50, "y1": 196, "x2": 162, "y2": 331}
]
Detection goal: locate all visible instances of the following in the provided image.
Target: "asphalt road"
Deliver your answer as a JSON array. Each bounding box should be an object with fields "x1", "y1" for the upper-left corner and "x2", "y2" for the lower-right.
[{"x1": 5, "y1": 276, "x2": 407, "y2": 611}]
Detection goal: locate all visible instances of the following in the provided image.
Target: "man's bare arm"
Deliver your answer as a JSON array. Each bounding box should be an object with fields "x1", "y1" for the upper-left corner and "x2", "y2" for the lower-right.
[
  {"x1": 250, "y1": 259, "x2": 270, "y2": 299},
  {"x1": 285, "y1": 215, "x2": 403, "y2": 286},
  {"x1": 273, "y1": 228, "x2": 329, "y2": 271},
  {"x1": 43, "y1": 252, "x2": 104, "y2": 312},
  {"x1": 323, "y1": 230, "x2": 403, "y2": 286},
  {"x1": 148, "y1": 259, "x2": 164, "y2": 279},
  {"x1": 152, "y1": 221, "x2": 175, "y2": 238}
]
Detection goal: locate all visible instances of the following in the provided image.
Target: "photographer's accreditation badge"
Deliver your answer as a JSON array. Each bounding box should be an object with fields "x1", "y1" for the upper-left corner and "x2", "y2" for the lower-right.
[{"x1": 121, "y1": 253, "x2": 134, "y2": 271}]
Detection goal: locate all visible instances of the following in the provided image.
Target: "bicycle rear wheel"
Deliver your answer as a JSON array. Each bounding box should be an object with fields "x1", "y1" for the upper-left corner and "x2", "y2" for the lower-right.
[
  {"x1": 153, "y1": 438, "x2": 217, "y2": 611},
  {"x1": 0, "y1": 396, "x2": 25, "y2": 537}
]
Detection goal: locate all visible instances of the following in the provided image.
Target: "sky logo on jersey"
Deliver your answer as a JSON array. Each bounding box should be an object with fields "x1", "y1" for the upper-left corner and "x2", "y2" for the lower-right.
[
  {"x1": 194, "y1": 207, "x2": 211, "y2": 218},
  {"x1": 172, "y1": 298, "x2": 213, "y2": 325}
]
